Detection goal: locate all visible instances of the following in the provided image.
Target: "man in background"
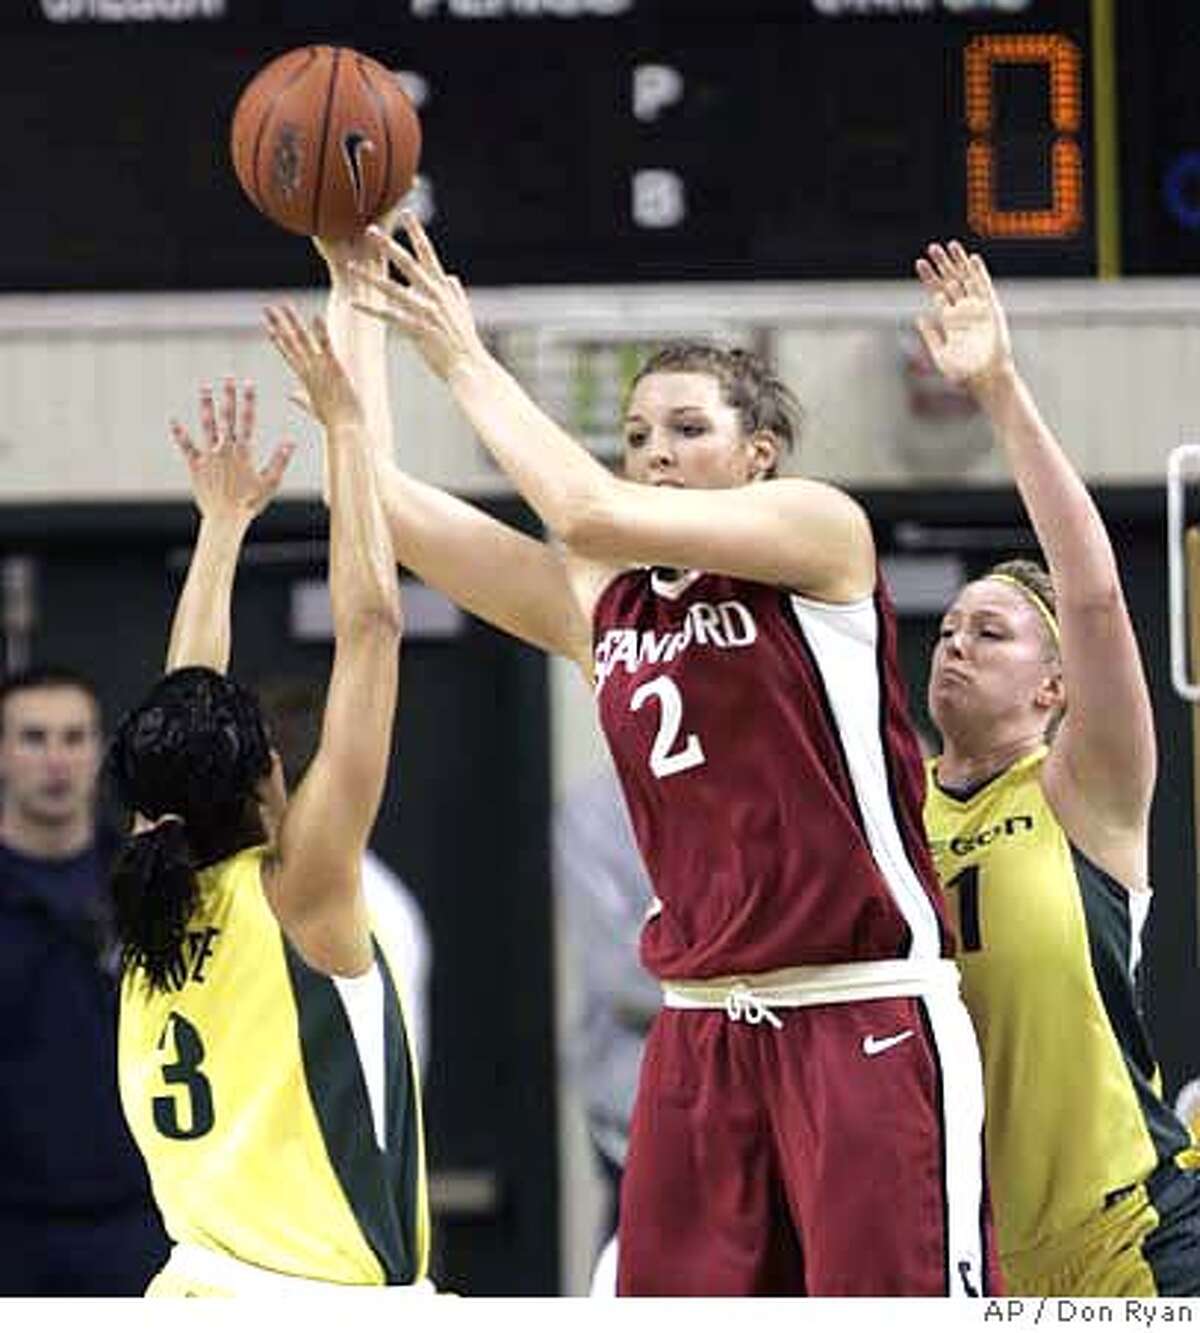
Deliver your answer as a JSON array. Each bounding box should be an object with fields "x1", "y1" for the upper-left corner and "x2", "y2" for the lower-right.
[{"x1": 0, "y1": 666, "x2": 168, "y2": 1294}]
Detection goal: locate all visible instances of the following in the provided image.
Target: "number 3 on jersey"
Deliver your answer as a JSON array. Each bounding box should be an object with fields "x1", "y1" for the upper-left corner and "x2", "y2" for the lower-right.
[
  {"x1": 630, "y1": 676, "x2": 706, "y2": 778},
  {"x1": 153, "y1": 1011, "x2": 215, "y2": 1140}
]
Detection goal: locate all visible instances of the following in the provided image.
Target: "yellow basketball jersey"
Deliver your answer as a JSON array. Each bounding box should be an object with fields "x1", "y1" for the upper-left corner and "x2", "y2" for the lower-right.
[
  {"x1": 925, "y1": 748, "x2": 1188, "y2": 1263},
  {"x1": 118, "y1": 846, "x2": 430, "y2": 1285}
]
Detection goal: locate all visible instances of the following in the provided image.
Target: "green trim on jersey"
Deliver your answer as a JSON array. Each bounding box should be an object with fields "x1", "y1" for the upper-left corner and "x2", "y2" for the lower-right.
[
  {"x1": 1073, "y1": 846, "x2": 1189, "y2": 1173},
  {"x1": 284, "y1": 937, "x2": 422, "y2": 1284}
]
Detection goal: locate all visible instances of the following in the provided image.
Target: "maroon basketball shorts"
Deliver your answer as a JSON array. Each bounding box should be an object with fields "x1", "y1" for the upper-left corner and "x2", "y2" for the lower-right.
[{"x1": 617, "y1": 973, "x2": 1002, "y2": 1296}]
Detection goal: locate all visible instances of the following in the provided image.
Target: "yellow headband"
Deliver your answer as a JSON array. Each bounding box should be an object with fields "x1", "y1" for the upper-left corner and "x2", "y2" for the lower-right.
[{"x1": 986, "y1": 574, "x2": 1061, "y2": 648}]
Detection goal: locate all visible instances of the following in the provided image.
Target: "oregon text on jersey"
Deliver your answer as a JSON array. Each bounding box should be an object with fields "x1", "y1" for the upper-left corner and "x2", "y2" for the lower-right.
[{"x1": 929, "y1": 813, "x2": 1035, "y2": 861}]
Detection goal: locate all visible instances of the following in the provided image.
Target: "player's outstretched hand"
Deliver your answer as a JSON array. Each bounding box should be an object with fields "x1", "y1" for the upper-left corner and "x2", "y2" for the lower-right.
[
  {"x1": 351, "y1": 211, "x2": 487, "y2": 382},
  {"x1": 171, "y1": 379, "x2": 295, "y2": 526},
  {"x1": 265, "y1": 305, "x2": 363, "y2": 430},
  {"x1": 915, "y1": 241, "x2": 1014, "y2": 390}
]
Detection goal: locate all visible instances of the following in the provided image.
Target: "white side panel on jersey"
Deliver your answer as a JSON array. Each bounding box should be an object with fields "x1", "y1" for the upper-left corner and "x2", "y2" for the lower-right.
[
  {"x1": 1128, "y1": 887, "x2": 1152, "y2": 977},
  {"x1": 788, "y1": 593, "x2": 943, "y2": 959},
  {"x1": 333, "y1": 964, "x2": 387, "y2": 1151},
  {"x1": 362, "y1": 849, "x2": 431, "y2": 1073},
  {"x1": 921, "y1": 986, "x2": 990, "y2": 1297}
]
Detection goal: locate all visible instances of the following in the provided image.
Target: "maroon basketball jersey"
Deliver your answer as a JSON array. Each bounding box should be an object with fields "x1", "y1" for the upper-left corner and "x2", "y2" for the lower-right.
[{"x1": 593, "y1": 567, "x2": 953, "y2": 979}]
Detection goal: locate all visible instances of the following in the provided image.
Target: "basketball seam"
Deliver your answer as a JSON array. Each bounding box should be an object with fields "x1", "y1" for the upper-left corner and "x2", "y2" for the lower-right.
[
  {"x1": 311, "y1": 47, "x2": 342, "y2": 237},
  {"x1": 355, "y1": 56, "x2": 394, "y2": 223},
  {"x1": 249, "y1": 48, "x2": 320, "y2": 223}
]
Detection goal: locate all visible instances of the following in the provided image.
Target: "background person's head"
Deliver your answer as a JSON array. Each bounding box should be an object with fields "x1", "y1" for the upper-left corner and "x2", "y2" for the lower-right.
[
  {"x1": 254, "y1": 675, "x2": 323, "y2": 790},
  {"x1": 0, "y1": 665, "x2": 103, "y2": 852},
  {"x1": 107, "y1": 666, "x2": 279, "y2": 990},
  {"x1": 622, "y1": 343, "x2": 802, "y2": 490},
  {"x1": 928, "y1": 558, "x2": 1064, "y2": 754}
]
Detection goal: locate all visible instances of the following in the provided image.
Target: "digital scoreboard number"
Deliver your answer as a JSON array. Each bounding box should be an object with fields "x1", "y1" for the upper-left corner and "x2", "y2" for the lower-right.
[
  {"x1": 964, "y1": 32, "x2": 1087, "y2": 241},
  {"x1": 2, "y1": 0, "x2": 1190, "y2": 289}
]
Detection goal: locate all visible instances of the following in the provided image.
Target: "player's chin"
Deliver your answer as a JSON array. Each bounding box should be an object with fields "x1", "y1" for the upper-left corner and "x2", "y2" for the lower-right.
[{"x1": 927, "y1": 679, "x2": 970, "y2": 730}]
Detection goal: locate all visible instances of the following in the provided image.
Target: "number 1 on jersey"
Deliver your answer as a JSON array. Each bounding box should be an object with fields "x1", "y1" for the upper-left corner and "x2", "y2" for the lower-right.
[
  {"x1": 630, "y1": 676, "x2": 706, "y2": 778},
  {"x1": 947, "y1": 864, "x2": 984, "y2": 952}
]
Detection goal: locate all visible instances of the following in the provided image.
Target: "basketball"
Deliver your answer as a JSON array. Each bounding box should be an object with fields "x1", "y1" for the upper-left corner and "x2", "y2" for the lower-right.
[{"x1": 230, "y1": 46, "x2": 421, "y2": 241}]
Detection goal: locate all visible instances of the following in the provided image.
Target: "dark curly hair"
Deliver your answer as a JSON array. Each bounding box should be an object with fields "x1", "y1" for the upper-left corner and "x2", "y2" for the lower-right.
[
  {"x1": 107, "y1": 667, "x2": 273, "y2": 991},
  {"x1": 630, "y1": 342, "x2": 804, "y2": 476}
]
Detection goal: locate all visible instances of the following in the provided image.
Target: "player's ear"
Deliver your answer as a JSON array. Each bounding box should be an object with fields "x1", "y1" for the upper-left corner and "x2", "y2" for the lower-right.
[
  {"x1": 748, "y1": 430, "x2": 779, "y2": 481},
  {"x1": 1035, "y1": 666, "x2": 1065, "y2": 716}
]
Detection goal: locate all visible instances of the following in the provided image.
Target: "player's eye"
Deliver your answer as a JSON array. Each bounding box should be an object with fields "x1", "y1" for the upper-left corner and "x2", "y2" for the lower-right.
[{"x1": 625, "y1": 430, "x2": 647, "y2": 449}]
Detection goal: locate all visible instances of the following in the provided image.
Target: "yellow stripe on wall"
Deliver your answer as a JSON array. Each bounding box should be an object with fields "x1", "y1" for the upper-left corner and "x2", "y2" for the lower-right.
[{"x1": 1091, "y1": 0, "x2": 1122, "y2": 278}]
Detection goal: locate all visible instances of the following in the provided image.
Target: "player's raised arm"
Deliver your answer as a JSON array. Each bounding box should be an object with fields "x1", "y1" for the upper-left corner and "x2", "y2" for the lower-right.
[
  {"x1": 315, "y1": 233, "x2": 595, "y2": 671},
  {"x1": 355, "y1": 215, "x2": 875, "y2": 606},
  {"x1": 917, "y1": 241, "x2": 1155, "y2": 853},
  {"x1": 165, "y1": 380, "x2": 295, "y2": 674},
  {"x1": 263, "y1": 306, "x2": 401, "y2": 975}
]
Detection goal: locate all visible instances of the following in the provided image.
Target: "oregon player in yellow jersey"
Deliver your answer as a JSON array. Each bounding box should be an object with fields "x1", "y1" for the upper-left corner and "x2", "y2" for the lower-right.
[
  {"x1": 119, "y1": 844, "x2": 428, "y2": 1290},
  {"x1": 926, "y1": 751, "x2": 1196, "y2": 1293},
  {"x1": 110, "y1": 299, "x2": 429, "y2": 1295},
  {"x1": 916, "y1": 241, "x2": 1200, "y2": 1295}
]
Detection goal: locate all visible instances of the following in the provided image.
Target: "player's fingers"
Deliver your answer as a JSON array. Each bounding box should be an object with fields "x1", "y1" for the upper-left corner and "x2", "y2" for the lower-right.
[
  {"x1": 352, "y1": 265, "x2": 409, "y2": 304},
  {"x1": 351, "y1": 246, "x2": 439, "y2": 303},
  {"x1": 971, "y1": 253, "x2": 1000, "y2": 306},
  {"x1": 264, "y1": 311, "x2": 300, "y2": 375},
  {"x1": 287, "y1": 389, "x2": 316, "y2": 420},
  {"x1": 170, "y1": 419, "x2": 201, "y2": 464},
  {"x1": 279, "y1": 303, "x2": 316, "y2": 357},
  {"x1": 258, "y1": 441, "x2": 296, "y2": 493},
  {"x1": 364, "y1": 225, "x2": 420, "y2": 280},
  {"x1": 238, "y1": 381, "x2": 257, "y2": 444},
  {"x1": 352, "y1": 280, "x2": 440, "y2": 325},
  {"x1": 198, "y1": 386, "x2": 218, "y2": 450},
  {"x1": 927, "y1": 242, "x2": 954, "y2": 281},
  {"x1": 351, "y1": 300, "x2": 404, "y2": 330},
  {"x1": 915, "y1": 314, "x2": 946, "y2": 357},
  {"x1": 351, "y1": 300, "x2": 432, "y2": 345},
  {"x1": 928, "y1": 243, "x2": 968, "y2": 301},
  {"x1": 265, "y1": 305, "x2": 311, "y2": 370},
  {"x1": 947, "y1": 239, "x2": 971, "y2": 275},
  {"x1": 219, "y1": 377, "x2": 237, "y2": 446},
  {"x1": 311, "y1": 314, "x2": 337, "y2": 359},
  {"x1": 915, "y1": 257, "x2": 940, "y2": 291},
  {"x1": 396, "y1": 210, "x2": 449, "y2": 280}
]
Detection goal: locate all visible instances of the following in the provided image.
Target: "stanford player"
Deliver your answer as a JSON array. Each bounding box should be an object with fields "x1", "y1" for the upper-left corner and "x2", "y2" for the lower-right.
[{"x1": 321, "y1": 212, "x2": 1000, "y2": 1296}]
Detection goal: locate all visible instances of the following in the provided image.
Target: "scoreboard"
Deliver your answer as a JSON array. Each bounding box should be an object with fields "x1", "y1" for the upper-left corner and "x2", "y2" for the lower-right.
[{"x1": 2, "y1": 1, "x2": 1197, "y2": 289}]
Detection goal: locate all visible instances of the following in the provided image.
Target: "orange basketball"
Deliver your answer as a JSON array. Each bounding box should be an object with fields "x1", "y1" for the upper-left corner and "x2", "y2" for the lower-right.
[{"x1": 230, "y1": 46, "x2": 421, "y2": 241}]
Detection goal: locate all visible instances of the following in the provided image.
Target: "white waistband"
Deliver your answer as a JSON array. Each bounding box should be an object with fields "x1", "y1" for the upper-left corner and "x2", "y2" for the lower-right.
[
  {"x1": 162, "y1": 1243, "x2": 436, "y2": 1296},
  {"x1": 661, "y1": 958, "x2": 960, "y2": 1030}
]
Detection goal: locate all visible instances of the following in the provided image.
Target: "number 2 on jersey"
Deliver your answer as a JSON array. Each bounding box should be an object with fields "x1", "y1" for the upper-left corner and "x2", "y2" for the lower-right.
[
  {"x1": 153, "y1": 1011, "x2": 215, "y2": 1140},
  {"x1": 630, "y1": 676, "x2": 706, "y2": 778}
]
